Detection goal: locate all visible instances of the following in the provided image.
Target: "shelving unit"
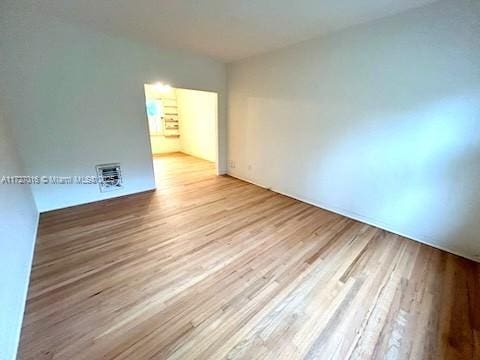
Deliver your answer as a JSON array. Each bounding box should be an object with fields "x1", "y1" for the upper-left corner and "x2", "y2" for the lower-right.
[{"x1": 161, "y1": 96, "x2": 180, "y2": 137}]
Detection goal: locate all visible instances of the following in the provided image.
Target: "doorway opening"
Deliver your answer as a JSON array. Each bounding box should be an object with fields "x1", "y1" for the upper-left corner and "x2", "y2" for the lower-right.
[{"x1": 143, "y1": 83, "x2": 219, "y2": 186}]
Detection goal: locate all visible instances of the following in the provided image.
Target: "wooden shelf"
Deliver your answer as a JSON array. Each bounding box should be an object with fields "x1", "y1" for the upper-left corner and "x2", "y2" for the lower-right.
[{"x1": 160, "y1": 93, "x2": 180, "y2": 137}]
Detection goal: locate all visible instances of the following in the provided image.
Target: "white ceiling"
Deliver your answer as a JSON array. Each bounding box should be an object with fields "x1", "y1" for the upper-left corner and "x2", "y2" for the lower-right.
[{"x1": 8, "y1": 0, "x2": 438, "y2": 62}]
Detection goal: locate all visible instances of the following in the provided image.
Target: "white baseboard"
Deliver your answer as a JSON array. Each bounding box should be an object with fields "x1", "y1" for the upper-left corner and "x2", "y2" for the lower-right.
[{"x1": 227, "y1": 172, "x2": 479, "y2": 263}]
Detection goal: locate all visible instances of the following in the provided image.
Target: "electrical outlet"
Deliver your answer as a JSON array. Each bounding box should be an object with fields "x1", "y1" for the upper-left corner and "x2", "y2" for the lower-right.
[
  {"x1": 229, "y1": 160, "x2": 236, "y2": 169},
  {"x1": 248, "y1": 164, "x2": 252, "y2": 171}
]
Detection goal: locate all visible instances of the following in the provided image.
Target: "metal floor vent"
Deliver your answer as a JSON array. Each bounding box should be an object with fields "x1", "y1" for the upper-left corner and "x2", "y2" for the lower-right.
[{"x1": 96, "y1": 163, "x2": 123, "y2": 192}]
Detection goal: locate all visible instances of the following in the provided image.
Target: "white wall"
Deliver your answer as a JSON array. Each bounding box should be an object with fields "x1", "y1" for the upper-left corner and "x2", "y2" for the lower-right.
[
  {"x1": 1, "y1": 7, "x2": 227, "y2": 212},
  {"x1": 150, "y1": 135, "x2": 181, "y2": 154},
  {"x1": 228, "y1": 0, "x2": 480, "y2": 261},
  {"x1": 0, "y1": 112, "x2": 39, "y2": 360},
  {"x1": 178, "y1": 89, "x2": 218, "y2": 162}
]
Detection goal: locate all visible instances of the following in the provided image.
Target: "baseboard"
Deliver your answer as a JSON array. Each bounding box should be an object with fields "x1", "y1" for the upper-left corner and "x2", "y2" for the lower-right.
[
  {"x1": 39, "y1": 188, "x2": 157, "y2": 214},
  {"x1": 227, "y1": 172, "x2": 479, "y2": 263},
  {"x1": 152, "y1": 151, "x2": 183, "y2": 156},
  {"x1": 217, "y1": 168, "x2": 228, "y2": 176}
]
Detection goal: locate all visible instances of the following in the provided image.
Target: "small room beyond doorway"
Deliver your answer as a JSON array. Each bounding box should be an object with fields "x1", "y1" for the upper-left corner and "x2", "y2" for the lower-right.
[{"x1": 144, "y1": 83, "x2": 218, "y2": 185}]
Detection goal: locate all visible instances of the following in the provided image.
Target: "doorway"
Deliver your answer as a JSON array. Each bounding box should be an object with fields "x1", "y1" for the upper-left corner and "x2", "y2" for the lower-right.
[{"x1": 144, "y1": 83, "x2": 219, "y2": 185}]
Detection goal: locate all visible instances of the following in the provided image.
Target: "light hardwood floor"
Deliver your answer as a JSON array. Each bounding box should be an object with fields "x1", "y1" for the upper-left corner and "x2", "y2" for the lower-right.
[{"x1": 19, "y1": 153, "x2": 480, "y2": 359}]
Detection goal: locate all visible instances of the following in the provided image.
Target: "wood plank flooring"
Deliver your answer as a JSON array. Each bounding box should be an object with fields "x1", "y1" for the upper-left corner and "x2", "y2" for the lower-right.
[{"x1": 19, "y1": 153, "x2": 480, "y2": 359}]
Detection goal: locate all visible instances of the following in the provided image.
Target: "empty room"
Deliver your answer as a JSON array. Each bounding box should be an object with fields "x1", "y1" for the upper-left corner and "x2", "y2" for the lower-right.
[
  {"x1": 144, "y1": 83, "x2": 219, "y2": 189},
  {"x1": 0, "y1": 0, "x2": 479, "y2": 359}
]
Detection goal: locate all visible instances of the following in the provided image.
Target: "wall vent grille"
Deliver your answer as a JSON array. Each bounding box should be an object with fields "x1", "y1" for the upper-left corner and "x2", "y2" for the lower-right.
[{"x1": 96, "y1": 163, "x2": 123, "y2": 192}]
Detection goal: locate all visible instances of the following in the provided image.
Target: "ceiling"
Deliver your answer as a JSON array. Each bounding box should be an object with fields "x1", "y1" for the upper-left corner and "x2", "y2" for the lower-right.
[{"x1": 7, "y1": 0, "x2": 438, "y2": 62}]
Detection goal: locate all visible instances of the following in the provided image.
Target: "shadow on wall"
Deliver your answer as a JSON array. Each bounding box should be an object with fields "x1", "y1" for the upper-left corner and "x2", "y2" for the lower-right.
[
  {"x1": 245, "y1": 89, "x2": 480, "y2": 257},
  {"x1": 242, "y1": 92, "x2": 480, "y2": 259},
  {"x1": 229, "y1": 0, "x2": 480, "y2": 260},
  {"x1": 314, "y1": 93, "x2": 480, "y2": 259}
]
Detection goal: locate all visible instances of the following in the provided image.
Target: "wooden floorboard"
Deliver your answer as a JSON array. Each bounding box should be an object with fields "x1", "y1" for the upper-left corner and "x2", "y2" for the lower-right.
[{"x1": 19, "y1": 152, "x2": 480, "y2": 359}]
